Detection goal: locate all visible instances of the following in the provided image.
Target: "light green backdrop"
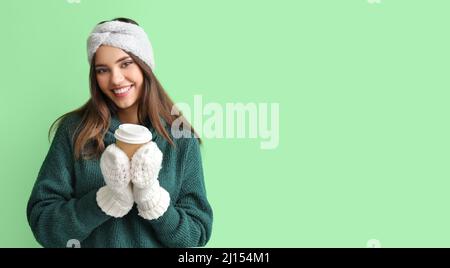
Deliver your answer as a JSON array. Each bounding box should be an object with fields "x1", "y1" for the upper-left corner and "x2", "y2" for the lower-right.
[{"x1": 1, "y1": 0, "x2": 450, "y2": 247}]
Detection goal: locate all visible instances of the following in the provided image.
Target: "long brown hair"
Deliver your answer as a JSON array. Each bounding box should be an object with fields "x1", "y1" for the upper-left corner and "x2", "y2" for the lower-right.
[{"x1": 49, "y1": 17, "x2": 199, "y2": 160}]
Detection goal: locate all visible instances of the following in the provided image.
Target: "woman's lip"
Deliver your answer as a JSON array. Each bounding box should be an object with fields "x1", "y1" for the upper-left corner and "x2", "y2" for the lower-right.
[
  {"x1": 113, "y1": 85, "x2": 133, "y2": 97},
  {"x1": 111, "y1": 85, "x2": 133, "y2": 91}
]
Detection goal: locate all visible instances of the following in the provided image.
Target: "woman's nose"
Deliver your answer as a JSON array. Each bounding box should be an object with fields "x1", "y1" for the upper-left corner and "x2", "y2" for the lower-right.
[{"x1": 111, "y1": 69, "x2": 125, "y2": 85}]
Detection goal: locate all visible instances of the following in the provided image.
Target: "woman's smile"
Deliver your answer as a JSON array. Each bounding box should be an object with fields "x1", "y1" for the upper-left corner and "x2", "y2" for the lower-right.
[{"x1": 112, "y1": 84, "x2": 134, "y2": 98}]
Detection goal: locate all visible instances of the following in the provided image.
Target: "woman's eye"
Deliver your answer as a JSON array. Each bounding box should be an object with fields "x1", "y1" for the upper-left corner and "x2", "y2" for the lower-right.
[
  {"x1": 122, "y1": 61, "x2": 133, "y2": 68},
  {"x1": 96, "y1": 69, "x2": 107, "y2": 74}
]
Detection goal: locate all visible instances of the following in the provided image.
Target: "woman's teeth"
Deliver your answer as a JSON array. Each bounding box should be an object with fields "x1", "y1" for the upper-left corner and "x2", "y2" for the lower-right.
[{"x1": 113, "y1": 85, "x2": 132, "y2": 95}]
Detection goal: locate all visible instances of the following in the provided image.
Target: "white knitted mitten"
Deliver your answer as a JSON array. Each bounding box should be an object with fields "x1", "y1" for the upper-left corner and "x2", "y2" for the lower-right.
[
  {"x1": 97, "y1": 143, "x2": 134, "y2": 218},
  {"x1": 130, "y1": 142, "x2": 170, "y2": 220}
]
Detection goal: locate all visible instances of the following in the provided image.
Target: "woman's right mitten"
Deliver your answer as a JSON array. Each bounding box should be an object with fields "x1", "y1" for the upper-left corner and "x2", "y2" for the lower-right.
[{"x1": 97, "y1": 143, "x2": 134, "y2": 218}]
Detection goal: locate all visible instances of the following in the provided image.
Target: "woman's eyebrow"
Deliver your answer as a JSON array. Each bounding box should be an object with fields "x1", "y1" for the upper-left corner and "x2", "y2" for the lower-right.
[{"x1": 95, "y1": 56, "x2": 132, "y2": 67}]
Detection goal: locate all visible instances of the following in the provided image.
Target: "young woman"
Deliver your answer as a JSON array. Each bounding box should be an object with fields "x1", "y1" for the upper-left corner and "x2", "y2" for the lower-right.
[{"x1": 26, "y1": 18, "x2": 213, "y2": 248}]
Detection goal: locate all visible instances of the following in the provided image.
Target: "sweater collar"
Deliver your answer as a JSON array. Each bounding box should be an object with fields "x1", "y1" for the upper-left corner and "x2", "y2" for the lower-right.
[{"x1": 108, "y1": 113, "x2": 122, "y2": 133}]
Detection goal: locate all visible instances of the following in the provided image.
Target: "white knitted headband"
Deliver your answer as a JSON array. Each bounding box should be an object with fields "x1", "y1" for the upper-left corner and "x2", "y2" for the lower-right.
[{"x1": 87, "y1": 20, "x2": 155, "y2": 69}]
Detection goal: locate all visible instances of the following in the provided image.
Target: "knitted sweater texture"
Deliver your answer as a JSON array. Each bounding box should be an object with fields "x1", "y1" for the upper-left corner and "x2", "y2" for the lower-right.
[{"x1": 27, "y1": 114, "x2": 213, "y2": 248}]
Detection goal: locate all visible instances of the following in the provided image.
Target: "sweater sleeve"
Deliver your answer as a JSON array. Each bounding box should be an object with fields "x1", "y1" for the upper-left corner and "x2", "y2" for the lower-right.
[
  {"x1": 26, "y1": 117, "x2": 111, "y2": 248},
  {"x1": 149, "y1": 138, "x2": 213, "y2": 248}
]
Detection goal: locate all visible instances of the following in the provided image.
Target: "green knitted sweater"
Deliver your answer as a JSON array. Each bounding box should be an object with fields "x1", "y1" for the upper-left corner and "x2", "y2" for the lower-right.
[{"x1": 27, "y1": 113, "x2": 213, "y2": 248}]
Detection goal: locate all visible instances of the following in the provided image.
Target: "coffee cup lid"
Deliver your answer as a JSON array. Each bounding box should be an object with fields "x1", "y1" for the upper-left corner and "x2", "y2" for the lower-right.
[{"x1": 114, "y1": 124, "x2": 152, "y2": 144}]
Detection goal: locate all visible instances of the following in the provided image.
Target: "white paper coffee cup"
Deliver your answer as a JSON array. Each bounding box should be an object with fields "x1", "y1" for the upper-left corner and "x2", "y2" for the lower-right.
[{"x1": 114, "y1": 124, "x2": 152, "y2": 158}]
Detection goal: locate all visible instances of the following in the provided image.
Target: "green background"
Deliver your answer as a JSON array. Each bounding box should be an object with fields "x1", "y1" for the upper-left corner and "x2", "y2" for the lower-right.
[{"x1": 1, "y1": 0, "x2": 450, "y2": 247}]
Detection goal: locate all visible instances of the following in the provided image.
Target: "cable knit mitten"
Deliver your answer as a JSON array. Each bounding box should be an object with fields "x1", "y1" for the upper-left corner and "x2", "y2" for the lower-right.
[
  {"x1": 130, "y1": 142, "x2": 170, "y2": 220},
  {"x1": 97, "y1": 143, "x2": 134, "y2": 218}
]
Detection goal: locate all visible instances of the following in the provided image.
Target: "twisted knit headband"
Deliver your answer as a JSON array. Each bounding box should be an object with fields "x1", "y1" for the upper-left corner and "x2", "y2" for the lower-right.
[{"x1": 87, "y1": 21, "x2": 155, "y2": 69}]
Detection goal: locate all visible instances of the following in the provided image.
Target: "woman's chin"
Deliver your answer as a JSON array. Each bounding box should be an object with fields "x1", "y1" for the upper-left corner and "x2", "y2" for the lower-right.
[{"x1": 114, "y1": 101, "x2": 136, "y2": 110}]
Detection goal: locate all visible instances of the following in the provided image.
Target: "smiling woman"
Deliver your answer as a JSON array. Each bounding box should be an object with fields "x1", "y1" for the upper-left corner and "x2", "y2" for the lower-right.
[
  {"x1": 26, "y1": 17, "x2": 213, "y2": 248},
  {"x1": 94, "y1": 46, "x2": 144, "y2": 120}
]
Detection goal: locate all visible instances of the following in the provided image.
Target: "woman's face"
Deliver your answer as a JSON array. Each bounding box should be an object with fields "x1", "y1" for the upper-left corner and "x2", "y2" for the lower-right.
[{"x1": 94, "y1": 45, "x2": 144, "y2": 110}]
